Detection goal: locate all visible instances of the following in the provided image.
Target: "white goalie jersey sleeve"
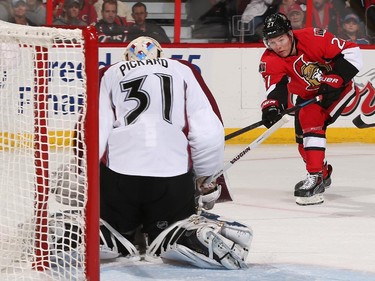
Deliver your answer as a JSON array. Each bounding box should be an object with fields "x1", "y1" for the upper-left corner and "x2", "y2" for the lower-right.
[{"x1": 99, "y1": 58, "x2": 224, "y2": 177}]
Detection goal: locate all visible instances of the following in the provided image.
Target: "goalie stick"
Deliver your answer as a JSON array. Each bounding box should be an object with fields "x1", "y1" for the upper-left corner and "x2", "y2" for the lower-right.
[
  {"x1": 224, "y1": 95, "x2": 323, "y2": 141},
  {"x1": 352, "y1": 115, "x2": 375, "y2": 128}
]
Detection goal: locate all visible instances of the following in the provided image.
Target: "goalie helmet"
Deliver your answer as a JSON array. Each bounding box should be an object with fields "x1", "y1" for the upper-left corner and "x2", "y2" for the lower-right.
[
  {"x1": 262, "y1": 13, "x2": 292, "y2": 47},
  {"x1": 124, "y1": 36, "x2": 164, "y2": 61}
]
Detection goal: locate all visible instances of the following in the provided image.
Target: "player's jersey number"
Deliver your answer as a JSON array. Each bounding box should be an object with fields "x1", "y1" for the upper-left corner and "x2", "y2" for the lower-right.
[
  {"x1": 120, "y1": 74, "x2": 173, "y2": 125},
  {"x1": 331, "y1": 37, "x2": 345, "y2": 50}
]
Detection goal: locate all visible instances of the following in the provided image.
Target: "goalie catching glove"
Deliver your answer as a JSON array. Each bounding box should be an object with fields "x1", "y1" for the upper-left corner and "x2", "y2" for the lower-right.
[
  {"x1": 146, "y1": 212, "x2": 253, "y2": 270},
  {"x1": 261, "y1": 99, "x2": 282, "y2": 128}
]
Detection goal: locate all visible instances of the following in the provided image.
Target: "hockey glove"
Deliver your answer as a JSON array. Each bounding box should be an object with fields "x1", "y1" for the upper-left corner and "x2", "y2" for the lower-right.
[
  {"x1": 196, "y1": 176, "x2": 221, "y2": 210},
  {"x1": 261, "y1": 99, "x2": 282, "y2": 128},
  {"x1": 317, "y1": 73, "x2": 344, "y2": 109},
  {"x1": 50, "y1": 159, "x2": 85, "y2": 207}
]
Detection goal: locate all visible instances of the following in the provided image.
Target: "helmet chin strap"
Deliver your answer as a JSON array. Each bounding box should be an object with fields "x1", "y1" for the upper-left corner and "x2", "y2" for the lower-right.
[{"x1": 287, "y1": 31, "x2": 296, "y2": 57}]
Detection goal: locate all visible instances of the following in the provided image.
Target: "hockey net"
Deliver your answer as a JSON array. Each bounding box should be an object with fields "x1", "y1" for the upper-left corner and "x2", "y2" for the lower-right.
[{"x1": 0, "y1": 21, "x2": 99, "y2": 280}]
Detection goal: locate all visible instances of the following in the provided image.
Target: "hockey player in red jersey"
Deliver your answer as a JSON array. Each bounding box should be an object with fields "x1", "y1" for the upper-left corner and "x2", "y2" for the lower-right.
[
  {"x1": 98, "y1": 36, "x2": 252, "y2": 269},
  {"x1": 259, "y1": 13, "x2": 363, "y2": 205}
]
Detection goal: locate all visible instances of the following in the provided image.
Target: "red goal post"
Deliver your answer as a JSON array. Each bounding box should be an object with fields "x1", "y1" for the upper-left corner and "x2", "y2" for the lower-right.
[{"x1": 0, "y1": 21, "x2": 99, "y2": 280}]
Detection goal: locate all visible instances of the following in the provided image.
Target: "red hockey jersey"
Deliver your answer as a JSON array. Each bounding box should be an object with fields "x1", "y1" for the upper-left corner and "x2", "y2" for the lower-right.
[{"x1": 259, "y1": 27, "x2": 362, "y2": 102}]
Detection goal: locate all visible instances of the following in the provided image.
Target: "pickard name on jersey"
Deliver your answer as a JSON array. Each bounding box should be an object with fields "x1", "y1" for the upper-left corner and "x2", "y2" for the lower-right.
[{"x1": 119, "y1": 58, "x2": 168, "y2": 75}]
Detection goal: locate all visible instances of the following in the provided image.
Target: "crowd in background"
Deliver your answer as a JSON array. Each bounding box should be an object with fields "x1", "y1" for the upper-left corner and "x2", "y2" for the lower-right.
[
  {"x1": 0, "y1": 0, "x2": 374, "y2": 44},
  {"x1": 237, "y1": 0, "x2": 374, "y2": 44},
  {"x1": 0, "y1": 0, "x2": 171, "y2": 43}
]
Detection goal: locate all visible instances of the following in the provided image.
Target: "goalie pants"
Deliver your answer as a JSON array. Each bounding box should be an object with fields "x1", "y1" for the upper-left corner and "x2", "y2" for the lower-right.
[{"x1": 100, "y1": 163, "x2": 196, "y2": 253}]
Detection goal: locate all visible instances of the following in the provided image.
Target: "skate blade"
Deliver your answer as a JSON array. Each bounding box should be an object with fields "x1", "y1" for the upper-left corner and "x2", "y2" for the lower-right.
[{"x1": 295, "y1": 194, "x2": 324, "y2": 206}]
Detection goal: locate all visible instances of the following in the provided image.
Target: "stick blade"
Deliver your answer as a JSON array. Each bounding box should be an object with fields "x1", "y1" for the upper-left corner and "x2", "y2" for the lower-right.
[
  {"x1": 216, "y1": 174, "x2": 233, "y2": 203},
  {"x1": 352, "y1": 115, "x2": 375, "y2": 128}
]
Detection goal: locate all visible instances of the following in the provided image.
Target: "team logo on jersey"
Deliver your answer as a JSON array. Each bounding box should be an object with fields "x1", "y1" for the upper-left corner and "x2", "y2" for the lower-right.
[
  {"x1": 259, "y1": 62, "x2": 266, "y2": 73},
  {"x1": 313, "y1": 28, "x2": 326, "y2": 37},
  {"x1": 294, "y1": 55, "x2": 332, "y2": 90}
]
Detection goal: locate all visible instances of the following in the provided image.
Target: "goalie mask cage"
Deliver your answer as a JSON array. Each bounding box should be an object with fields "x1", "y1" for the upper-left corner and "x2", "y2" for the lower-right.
[{"x1": 0, "y1": 21, "x2": 99, "y2": 280}]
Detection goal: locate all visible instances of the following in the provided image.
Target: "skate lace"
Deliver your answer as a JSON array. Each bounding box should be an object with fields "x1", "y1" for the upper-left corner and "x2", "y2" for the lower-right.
[{"x1": 301, "y1": 174, "x2": 319, "y2": 190}]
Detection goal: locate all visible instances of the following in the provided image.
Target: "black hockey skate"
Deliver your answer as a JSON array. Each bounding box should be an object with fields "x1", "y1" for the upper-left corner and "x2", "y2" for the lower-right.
[
  {"x1": 294, "y1": 172, "x2": 325, "y2": 206},
  {"x1": 294, "y1": 164, "x2": 333, "y2": 191}
]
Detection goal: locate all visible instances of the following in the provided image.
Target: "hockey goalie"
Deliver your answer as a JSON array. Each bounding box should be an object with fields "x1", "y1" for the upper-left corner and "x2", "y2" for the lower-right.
[
  {"x1": 95, "y1": 36, "x2": 252, "y2": 269},
  {"x1": 50, "y1": 36, "x2": 252, "y2": 270}
]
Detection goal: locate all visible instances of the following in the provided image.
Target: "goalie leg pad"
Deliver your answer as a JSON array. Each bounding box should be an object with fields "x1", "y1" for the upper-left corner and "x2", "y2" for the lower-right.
[
  {"x1": 201, "y1": 211, "x2": 253, "y2": 248},
  {"x1": 50, "y1": 159, "x2": 85, "y2": 207},
  {"x1": 161, "y1": 244, "x2": 223, "y2": 269},
  {"x1": 48, "y1": 211, "x2": 84, "y2": 267},
  {"x1": 146, "y1": 214, "x2": 252, "y2": 269}
]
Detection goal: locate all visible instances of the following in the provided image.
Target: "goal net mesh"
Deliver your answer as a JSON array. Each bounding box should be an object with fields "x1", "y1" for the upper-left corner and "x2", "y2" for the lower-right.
[{"x1": 0, "y1": 21, "x2": 93, "y2": 280}]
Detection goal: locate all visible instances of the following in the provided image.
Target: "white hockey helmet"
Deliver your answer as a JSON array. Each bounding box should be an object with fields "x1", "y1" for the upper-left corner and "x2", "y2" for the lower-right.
[{"x1": 124, "y1": 36, "x2": 164, "y2": 61}]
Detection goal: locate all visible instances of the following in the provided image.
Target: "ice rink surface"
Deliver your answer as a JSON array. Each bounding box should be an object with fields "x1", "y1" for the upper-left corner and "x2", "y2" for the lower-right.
[{"x1": 101, "y1": 143, "x2": 375, "y2": 281}]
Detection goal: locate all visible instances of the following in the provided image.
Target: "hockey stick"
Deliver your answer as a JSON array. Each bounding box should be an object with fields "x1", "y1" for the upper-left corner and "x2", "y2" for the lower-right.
[
  {"x1": 224, "y1": 121, "x2": 263, "y2": 141},
  {"x1": 210, "y1": 114, "x2": 290, "y2": 183},
  {"x1": 199, "y1": 95, "x2": 322, "y2": 210},
  {"x1": 197, "y1": 115, "x2": 290, "y2": 213},
  {"x1": 352, "y1": 115, "x2": 375, "y2": 128},
  {"x1": 224, "y1": 95, "x2": 323, "y2": 141}
]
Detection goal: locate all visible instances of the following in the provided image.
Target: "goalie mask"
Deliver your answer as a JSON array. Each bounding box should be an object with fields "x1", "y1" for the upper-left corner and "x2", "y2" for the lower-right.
[{"x1": 124, "y1": 36, "x2": 164, "y2": 61}]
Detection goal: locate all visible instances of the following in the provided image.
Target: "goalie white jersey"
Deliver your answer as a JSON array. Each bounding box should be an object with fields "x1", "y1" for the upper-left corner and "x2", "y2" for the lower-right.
[{"x1": 99, "y1": 58, "x2": 224, "y2": 177}]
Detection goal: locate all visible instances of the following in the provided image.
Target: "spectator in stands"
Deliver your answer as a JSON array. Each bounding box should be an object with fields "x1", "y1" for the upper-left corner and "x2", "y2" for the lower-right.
[
  {"x1": 77, "y1": 0, "x2": 97, "y2": 25},
  {"x1": 53, "y1": 0, "x2": 64, "y2": 19},
  {"x1": 25, "y1": 0, "x2": 46, "y2": 25},
  {"x1": 95, "y1": 0, "x2": 129, "y2": 42},
  {"x1": 9, "y1": 0, "x2": 36, "y2": 25},
  {"x1": 278, "y1": 0, "x2": 295, "y2": 15},
  {"x1": 240, "y1": 0, "x2": 276, "y2": 42},
  {"x1": 241, "y1": 0, "x2": 274, "y2": 27},
  {"x1": 54, "y1": 0, "x2": 97, "y2": 25},
  {"x1": 338, "y1": 13, "x2": 370, "y2": 44},
  {"x1": 53, "y1": 0, "x2": 86, "y2": 26},
  {"x1": 127, "y1": 2, "x2": 170, "y2": 43},
  {"x1": 0, "y1": 0, "x2": 12, "y2": 22},
  {"x1": 312, "y1": 0, "x2": 340, "y2": 35},
  {"x1": 287, "y1": 3, "x2": 305, "y2": 29},
  {"x1": 94, "y1": 0, "x2": 133, "y2": 23}
]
